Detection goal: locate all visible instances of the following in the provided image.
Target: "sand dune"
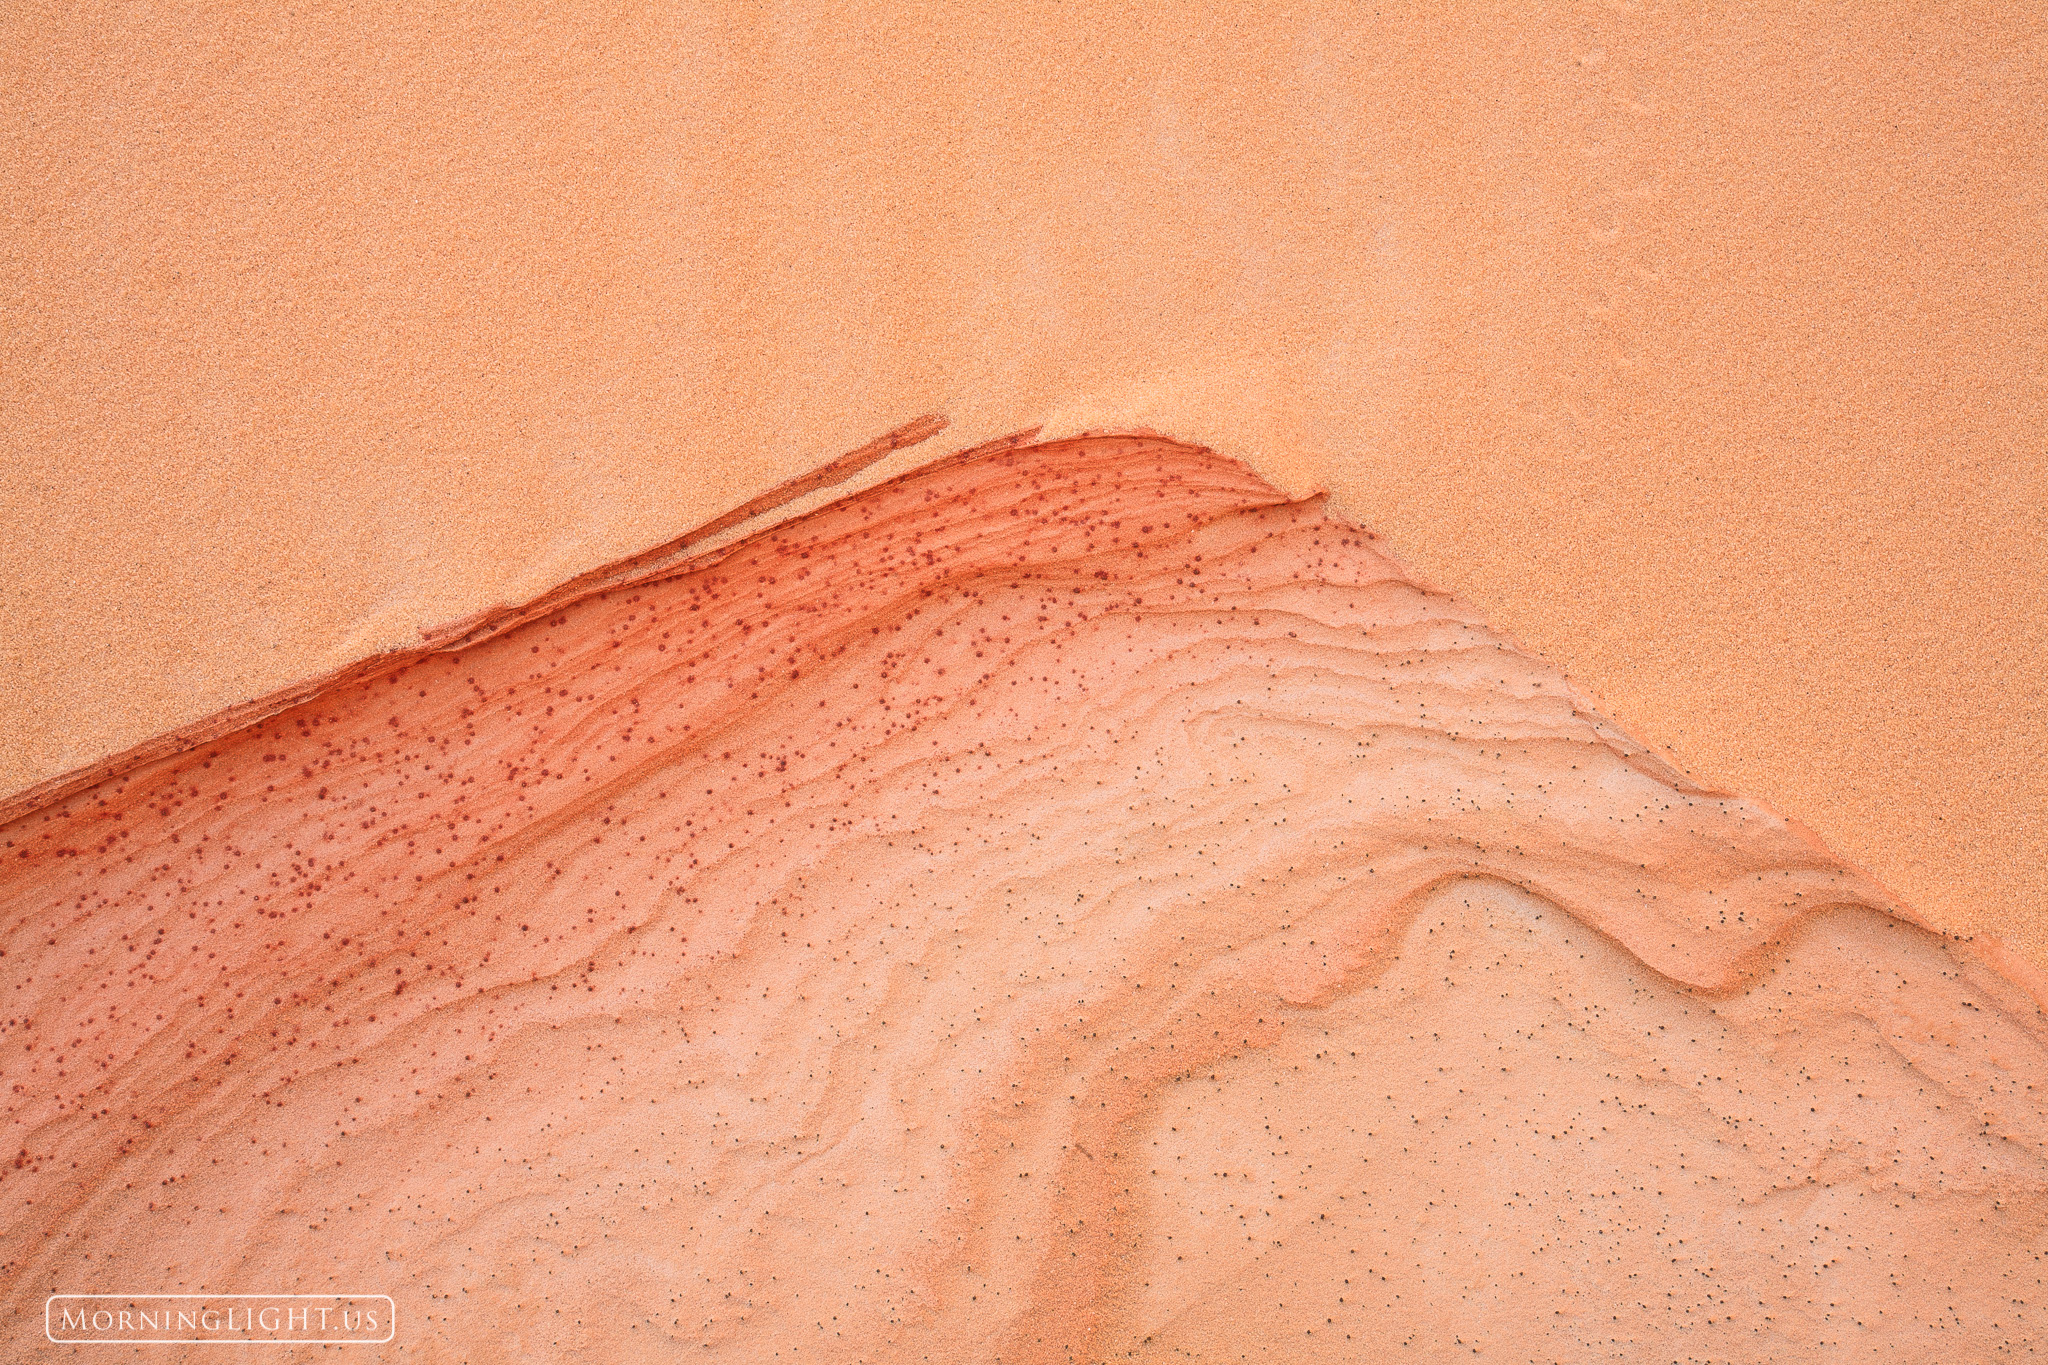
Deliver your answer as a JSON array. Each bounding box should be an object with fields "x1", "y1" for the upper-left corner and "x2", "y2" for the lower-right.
[{"x1": 4, "y1": 434, "x2": 2044, "y2": 1360}]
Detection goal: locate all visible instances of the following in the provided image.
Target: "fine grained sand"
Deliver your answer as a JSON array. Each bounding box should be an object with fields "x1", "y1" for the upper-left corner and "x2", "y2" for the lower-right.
[
  {"x1": 4, "y1": 2, "x2": 2043, "y2": 968},
  {"x1": 5, "y1": 436, "x2": 2044, "y2": 1360}
]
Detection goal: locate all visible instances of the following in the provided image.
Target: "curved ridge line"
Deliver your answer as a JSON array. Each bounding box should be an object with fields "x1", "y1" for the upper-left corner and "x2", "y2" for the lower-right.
[{"x1": 0, "y1": 415, "x2": 983, "y2": 831}]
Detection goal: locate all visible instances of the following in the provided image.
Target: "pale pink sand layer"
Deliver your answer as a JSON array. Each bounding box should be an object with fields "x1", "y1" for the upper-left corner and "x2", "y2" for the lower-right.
[
  {"x1": 5, "y1": 437, "x2": 2044, "y2": 1360},
  {"x1": 3, "y1": 3, "x2": 2042, "y2": 964}
]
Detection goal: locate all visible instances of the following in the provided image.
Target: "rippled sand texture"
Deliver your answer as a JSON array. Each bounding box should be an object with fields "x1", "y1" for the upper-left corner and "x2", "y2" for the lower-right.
[{"x1": 5, "y1": 435, "x2": 2045, "y2": 1361}]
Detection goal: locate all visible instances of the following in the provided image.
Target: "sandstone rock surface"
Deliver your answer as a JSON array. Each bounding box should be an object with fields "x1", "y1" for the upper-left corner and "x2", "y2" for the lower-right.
[{"x1": 5, "y1": 435, "x2": 2044, "y2": 1360}]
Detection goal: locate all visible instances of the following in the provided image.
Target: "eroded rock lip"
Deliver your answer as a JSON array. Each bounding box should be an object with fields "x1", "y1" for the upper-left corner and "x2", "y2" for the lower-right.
[{"x1": 4, "y1": 433, "x2": 2045, "y2": 1359}]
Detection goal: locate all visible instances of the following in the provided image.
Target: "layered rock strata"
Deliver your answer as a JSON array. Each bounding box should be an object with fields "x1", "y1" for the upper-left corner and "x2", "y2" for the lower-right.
[{"x1": 5, "y1": 434, "x2": 2043, "y2": 1360}]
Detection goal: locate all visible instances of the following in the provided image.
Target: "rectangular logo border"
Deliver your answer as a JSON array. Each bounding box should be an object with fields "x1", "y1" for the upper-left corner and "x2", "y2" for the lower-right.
[{"x1": 45, "y1": 1294, "x2": 395, "y2": 1345}]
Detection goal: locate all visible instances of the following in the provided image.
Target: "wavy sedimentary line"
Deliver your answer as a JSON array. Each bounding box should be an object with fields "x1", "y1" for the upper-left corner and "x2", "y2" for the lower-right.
[
  {"x1": 2, "y1": 432, "x2": 2044, "y2": 1361},
  {"x1": 0, "y1": 414, "x2": 1011, "y2": 832}
]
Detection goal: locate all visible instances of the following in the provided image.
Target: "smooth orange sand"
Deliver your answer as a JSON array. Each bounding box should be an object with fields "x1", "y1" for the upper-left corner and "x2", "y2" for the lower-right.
[
  {"x1": 2, "y1": 3, "x2": 2042, "y2": 972},
  {"x1": 4, "y1": 436, "x2": 2045, "y2": 1360}
]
